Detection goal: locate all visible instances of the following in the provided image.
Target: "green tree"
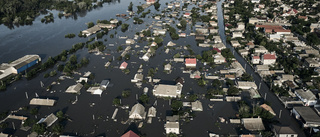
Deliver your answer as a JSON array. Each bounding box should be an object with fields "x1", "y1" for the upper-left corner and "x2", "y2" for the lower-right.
[
  {"x1": 52, "y1": 124, "x2": 63, "y2": 135},
  {"x1": 128, "y1": 2, "x2": 133, "y2": 11},
  {"x1": 56, "y1": 111, "x2": 65, "y2": 119},
  {"x1": 306, "y1": 32, "x2": 320, "y2": 45},
  {"x1": 122, "y1": 90, "x2": 131, "y2": 98},
  {"x1": 113, "y1": 98, "x2": 121, "y2": 106},
  {"x1": 154, "y1": 1, "x2": 161, "y2": 10},
  {"x1": 227, "y1": 86, "x2": 239, "y2": 95},
  {"x1": 188, "y1": 94, "x2": 198, "y2": 101},
  {"x1": 241, "y1": 73, "x2": 253, "y2": 81},
  {"x1": 154, "y1": 37, "x2": 163, "y2": 44},
  {"x1": 80, "y1": 57, "x2": 89, "y2": 65},
  {"x1": 30, "y1": 108, "x2": 38, "y2": 115},
  {"x1": 139, "y1": 94, "x2": 149, "y2": 104},
  {"x1": 226, "y1": 79, "x2": 234, "y2": 86},
  {"x1": 32, "y1": 123, "x2": 46, "y2": 135},
  {"x1": 61, "y1": 56, "x2": 67, "y2": 62},
  {"x1": 69, "y1": 54, "x2": 77, "y2": 65},
  {"x1": 212, "y1": 79, "x2": 222, "y2": 88},
  {"x1": 87, "y1": 22, "x2": 94, "y2": 28},
  {"x1": 171, "y1": 100, "x2": 182, "y2": 111},
  {"x1": 124, "y1": 54, "x2": 130, "y2": 60}
]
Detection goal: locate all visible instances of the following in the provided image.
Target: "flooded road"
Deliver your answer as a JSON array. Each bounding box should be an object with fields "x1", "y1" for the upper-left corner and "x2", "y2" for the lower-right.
[
  {"x1": 0, "y1": 0, "x2": 243, "y2": 136},
  {"x1": 217, "y1": 0, "x2": 306, "y2": 136}
]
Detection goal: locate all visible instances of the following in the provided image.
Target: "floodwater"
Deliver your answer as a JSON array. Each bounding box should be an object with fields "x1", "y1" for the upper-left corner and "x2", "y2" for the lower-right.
[{"x1": 0, "y1": 0, "x2": 241, "y2": 136}]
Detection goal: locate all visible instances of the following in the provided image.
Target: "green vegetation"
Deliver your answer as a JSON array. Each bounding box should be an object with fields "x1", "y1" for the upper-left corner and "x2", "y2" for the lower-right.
[
  {"x1": 128, "y1": 2, "x2": 133, "y2": 11},
  {"x1": 227, "y1": 86, "x2": 239, "y2": 95},
  {"x1": 41, "y1": 13, "x2": 54, "y2": 23},
  {"x1": 30, "y1": 108, "x2": 38, "y2": 115},
  {"x1": 87, "y1": 22, "x2": 94, "y2": 28},
  {"x1": 141, "y1": 9, "x2": 151, "y2": 18},
  {"x1": 241, "y1": 73, "x2": 253, "y2": 81},
  {"x1": 212, "y1": 79, "x2": 222, "y2": 89},
  {"x1": 113, "y1": 98, "x2": 121, "y2": 106},
  {"x1": 87, "y1": 41, "x2": 105, "y2": 52},
  {"x1": 122, "y1": 90, "x2": 131, "y2": 98},
  {"x1": 139, "y1": 94, "x2": 149, "y2": 104},
  {"x1": 167, "y1": 25, "x2": 179, "y2": 40},
  {"x1": 171, "y1": 100, "x2": 183, "y2": 111},
  {"x1": 0, "y1": 0, "x2": 109, "y2": 27},
  {"x1": 148, "y1": 68, "x2": 156, "y2": 77},
  {"x1": 221, "y1": 48, "x2": 234, "y2": 62},
  {"x1": 133, "y1": 17, "x2": 144, "y2": 24},
  {"x1": 137, "y1": 6, "x2": 144, "y2": 14},
  {"x1": 121, "y1": 23, "x2": 129, "y2": 32},
  {"x1": 32, "y1": 123, "x2": 46, "y2": 135},
  {"x1": 154, "y1": 1, "x2": 161, "y2": 10}
]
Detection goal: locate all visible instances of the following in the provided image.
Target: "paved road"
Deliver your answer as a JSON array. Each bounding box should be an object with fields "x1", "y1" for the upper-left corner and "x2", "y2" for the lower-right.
[{"x1": 216, "y1": 1, "x2": 306, "y2": 136}]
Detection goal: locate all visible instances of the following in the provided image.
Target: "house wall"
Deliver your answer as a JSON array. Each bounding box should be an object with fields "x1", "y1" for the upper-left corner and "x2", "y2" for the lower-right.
[
  {"x1": 262, "y1": 59, "x2": 276, "y2": 65},
  {"x1": 166, "y1": 127, "x2": 179, "y2": 134}
]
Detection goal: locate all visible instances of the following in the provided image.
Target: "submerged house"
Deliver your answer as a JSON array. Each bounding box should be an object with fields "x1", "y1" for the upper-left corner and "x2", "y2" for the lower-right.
[
  {"x1": 129, "y1": 103, "x2": 146, "y2": 120},
  {"x1": 65, "y1": 83, "x2": 83, "y2": 94}
]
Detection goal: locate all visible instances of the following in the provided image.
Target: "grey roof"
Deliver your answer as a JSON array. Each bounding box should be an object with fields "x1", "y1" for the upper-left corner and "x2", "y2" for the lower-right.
[
  {"x1": 273, "y1": 125, "x2": 297, "y2": 134},
  {"x1": 42, "y1": 113, "x2": 58, "y2": 127},
  {"x1": 129, "y1": 103, "x2": 146, "y2": 119},
  {"x1": 29, "y1": 98, "x2": 55, "y2": 106},
  {"x1": 10, "y1": 55, "x2": 40, "y2": 69},
  {"x1": 153, "y1": 84, "x2": 181, "y2": 97},
  {"x1": 191, "y1": 100, "x2": 203, "y2": 111},
  {"x1": 295, "y1": 89, "x2": 316, "y2": 100},
  {"x1": 166, "y1": 115, "x2": 179, "y2": 122},
  {"x1": 242, "y1": 118, "x2": 265, "y2": 131},
  {"x1": 0, "y1": 133, "x2": 9, "y2": 137},
  {"x1": 147, "y1": 106, "x2": 157, "y2": 117},
  {"x1": 165, "y1": 122, "x2": 179, "y2": 128},
  {"x1": 293, "y1": 106, "x2": 320, "y2": 123},
  {"x1": 66, "y1": 83, "x2": 83, "y2": 93}
]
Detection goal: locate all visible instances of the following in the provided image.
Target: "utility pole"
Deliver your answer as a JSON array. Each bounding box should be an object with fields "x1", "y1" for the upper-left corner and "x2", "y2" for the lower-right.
[{"x1": 279, "y1": 109, "x2": 282, "y2": 119}]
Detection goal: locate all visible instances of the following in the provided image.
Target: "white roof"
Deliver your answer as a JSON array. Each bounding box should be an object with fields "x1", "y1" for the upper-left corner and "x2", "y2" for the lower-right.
[
  {"x1": 29, "y1": 98, "x2": 55, "y2": 106},
  {"x1": 153, "y1": 84, "x2": 181, "y2": 97}
]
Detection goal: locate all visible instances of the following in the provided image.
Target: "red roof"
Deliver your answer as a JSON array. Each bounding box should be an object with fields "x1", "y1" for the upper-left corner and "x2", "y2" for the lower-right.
[
  {"x1": 255, "y1": 25, "x2": 282, "y2": 29},
  {"x1": 121, "y1": 130, "x2": 140, "y2": 137},
  {"x1": 287, "y1": 9, "x2": 298, "y2": 14},
  {"x1": 253, "y1": 56, "x2": 260, "y2": 59},
  {"x1": 194, "y1": 75, "x2": 201, "y2": 79},
  {"x1": 185, "y1": 58, "x2": 196, "y2": 64},
  {"x1": 212, "y1": 48, "x2": 221, "y2": 53},
  {"x1": 184, "y1": 13, "x2": 190, "y2": 16},
  {"x1": 263, "y1": 54, "x2": 276, "y2": 60},
  {"x1": 120, "y1": 61, "x2": 128, "y2": 69},
  {"x1": 298, "y1": 16, "x2": 307, "y2": 19},
  {"x1": 273, "y1": 29, "x2": 291, "y2": 33}
]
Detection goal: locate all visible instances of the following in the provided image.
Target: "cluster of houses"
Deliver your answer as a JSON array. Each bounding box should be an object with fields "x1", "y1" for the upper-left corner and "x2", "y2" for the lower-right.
[{"x1": 224, "y1": 0, "x2": 320, "y2": 134}]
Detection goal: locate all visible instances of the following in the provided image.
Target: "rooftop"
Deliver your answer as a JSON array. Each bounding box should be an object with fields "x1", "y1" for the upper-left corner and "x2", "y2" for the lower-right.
[{"x1": 293, "y1": 106, "x2": 320, "y2": 123}]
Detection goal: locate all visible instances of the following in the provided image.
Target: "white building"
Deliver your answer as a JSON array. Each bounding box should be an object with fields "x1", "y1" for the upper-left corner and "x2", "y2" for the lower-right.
[
  {"x1": 191, "y1": 100, "x2": 203, "y2": 111},
  {"x1": 232, "y1": 32, "x2": 243, "y2": 38},
  {"x1": 126, "y1": 39, "x2": 135, "y2": 45},
  {"x1": 165, "y1": 115, "x2": 180, "y2": 134},
  {"x1": 295, "y1": 89, "x2": 317, "y2": 106},
  {"x1": 129, "y1": 103, "x2": 146, "y2": 120},
  {"x1": 261, "y1": 54, "x2": 276, "y2": 65},
  {"x1": 252, "y1": 56, "x2": 260, "y2": 64},
  {"x1": 251, "y1": 0, "x2": 260, "y2": 3},
  {"x1": 153, "y1": 84, "x2": 182, "y2": 98},
  {"x1": 273, "y1": 125, "x2": 298, "y2": 137},
  {"x1": 65, "y1": 83, "x2": 83, "y2": 94},
  {"x1": 142, "y1": 52, "x2": 152, "y2": 61},
  {"x1": 236, "y1": 81, "x2": 257, "y2": 90}
]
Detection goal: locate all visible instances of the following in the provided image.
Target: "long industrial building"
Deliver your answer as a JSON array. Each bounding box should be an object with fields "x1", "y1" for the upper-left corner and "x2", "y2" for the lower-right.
[{"x1": 0, "y1": 55, "x2": 41, "y2": 80}]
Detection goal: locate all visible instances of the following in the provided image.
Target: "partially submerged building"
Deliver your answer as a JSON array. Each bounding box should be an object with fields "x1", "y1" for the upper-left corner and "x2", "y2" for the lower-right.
[
  {"x1": 129, "y1": 103, "x2": 146, "y2": 120},
  {"x1": 65, "y1": 83, "x2": 83, "y2": 94},
  {"x1": 153, "y1": 84, "x2": 183, "y2": 98},
  {"x1": 29, "y1": 98, "x2": 56, "y2": 106}
]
